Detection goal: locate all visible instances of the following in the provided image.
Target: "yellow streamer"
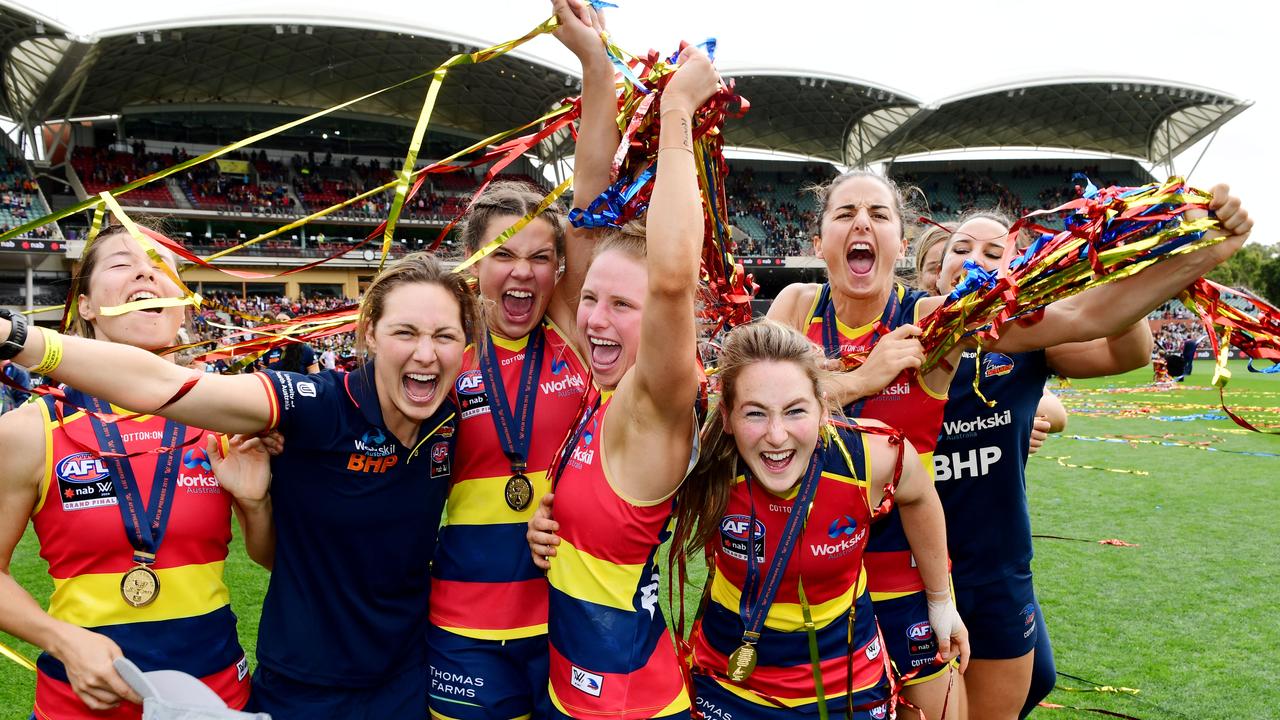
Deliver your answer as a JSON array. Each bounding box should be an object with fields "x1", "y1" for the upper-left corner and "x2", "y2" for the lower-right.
[
  {"x1": 97, "y1": 194, "x2": 202, "y2": 316},
  {"x1": 451, "y1": 175, "x2": 574, "y2": 274},
  {"x1": 0, "y1": 639, "x2": 36, "y2": 672}
]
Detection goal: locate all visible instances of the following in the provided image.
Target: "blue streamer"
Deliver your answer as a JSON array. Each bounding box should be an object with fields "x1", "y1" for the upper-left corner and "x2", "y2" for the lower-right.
[
  {"x1": 946, "y1": 259, "x2": 998, "y2": 302},
  {"x1": 568, "y1": 164, "x2": 656, "y2": 229}
]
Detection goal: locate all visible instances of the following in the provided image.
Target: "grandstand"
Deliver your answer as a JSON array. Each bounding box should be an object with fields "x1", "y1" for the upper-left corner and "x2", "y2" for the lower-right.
[{"x1": 0, "y1": 2, "x2": 1252, "y2": 313}]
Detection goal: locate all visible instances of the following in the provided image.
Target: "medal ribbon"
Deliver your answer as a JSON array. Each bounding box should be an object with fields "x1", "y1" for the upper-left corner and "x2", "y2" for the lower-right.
[
  {"x1": 550, "y1": 388, "x2": 603, "y2": 492},
  {"x1": 478, "y1": 325, "x2": 547, "y2": 476},
  {"x1": 79, "y1": 392, "x2": 185, "y2": 565},
  {"x1": 738, "y1": 449, "x2": 824, "y2": 652}
]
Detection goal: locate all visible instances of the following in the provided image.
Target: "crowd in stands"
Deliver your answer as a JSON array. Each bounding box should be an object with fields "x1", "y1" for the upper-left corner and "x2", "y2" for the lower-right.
[
  {"x1": 192, "y1": 292, "x2": 359, "y2": 372},
  {"x1": 0, "y1": 156, "x2": 54, "y2": 237}
]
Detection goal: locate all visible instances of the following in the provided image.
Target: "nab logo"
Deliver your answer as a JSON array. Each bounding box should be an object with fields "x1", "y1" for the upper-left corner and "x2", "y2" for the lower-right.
[
  {"x1": 55, "y1": 453, "x2": 110, "y2": 483},
  {"x1": 570, "y1": 666, "x2": 603, "y2": 697},
  {"x1": 828, "y1": 515, "x2": 858, "y2": 539},
  {"x1": 182, "y1": 448, "x2": 212, "y2": 472},
  {"x1": 983, "y1": 352, "x2": 1015, "y2": 377},
  {"x1": 906, "y1": 621, "x2": 934, "y2": 641},
  {"x1": 455, "y1": 370, "x2": 484, "y2": 395}
]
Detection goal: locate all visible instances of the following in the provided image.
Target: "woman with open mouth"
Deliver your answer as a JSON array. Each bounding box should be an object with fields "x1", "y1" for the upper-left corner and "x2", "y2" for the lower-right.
[
  {"x1": 669, "y1": 319, "x2": 967, "y2": 719},
  {"x1": 767, "y1": 173, "x2": 1252, "y2": 720},
  {"x1": 0, "y1": 247, "x2": 483, "y2": 720},
  {"x1": 522, "y1": 46, "x2": 720, "y2": 719},
  {"x1": 425, "y1": 1, "x2": 615, "y2": 718},
  {"x1": 0, "y1": 224, "x2": 268, "y2": 718}
]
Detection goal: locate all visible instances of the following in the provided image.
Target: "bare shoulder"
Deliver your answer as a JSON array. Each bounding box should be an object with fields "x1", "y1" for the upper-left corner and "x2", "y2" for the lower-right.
[
  {"x1": 915, "y1": 295, "x2": 945, "y2": 317},
  {"x1": 0, "y1": 402, "x2": 48, "y2": 498},
  {"x1": 768, "y1": 282, "x2": 822, "y2": 330}
]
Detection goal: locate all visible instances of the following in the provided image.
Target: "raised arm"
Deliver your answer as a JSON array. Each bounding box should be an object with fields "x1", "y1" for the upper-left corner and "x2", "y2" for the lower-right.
[
  {"x1": 548, "y1": 0, "x2": 620, "y2": 332},
  {"x1": 608, "y1": 48, "x2": 719, "y2": 502},
  {"x1": 1044, "y1": 321, "x2": 1152, "y2": 378},
  {"x1": 3, "y1": 324, "x2": 273, "y2": 435},
  {"x1": 990, "y1": 184, "x2": 1250, "y2": 354}
]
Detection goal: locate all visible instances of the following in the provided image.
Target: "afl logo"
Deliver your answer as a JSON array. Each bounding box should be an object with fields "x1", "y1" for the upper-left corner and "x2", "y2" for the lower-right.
[
  {"x1": 55, "y1": 453, "x2": 110, "y2": 484},
  {"x1": 720, "y1": 515, "x2": 765, "y2": 541},
  {"x1": 906, "y1": 621, "x2": 934, "y2": 641},
  {"x1": 431, "y1": 442, "x2": 449, "y2": 463},
  {"x1": 455, "y1": 370, "x2": 484, "y2": 395}
]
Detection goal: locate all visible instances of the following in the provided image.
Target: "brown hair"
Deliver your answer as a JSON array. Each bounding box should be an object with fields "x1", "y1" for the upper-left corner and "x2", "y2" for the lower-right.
[
  {"x1": 458, "y1": 180, "x2": 566, "y2": 257},
  {"x1": 671, "y1": 320, "x2": 833, "y2": 557},
  {"x1": 805, "y1": 170, "x2": 918, "y2": 241},
  {"x1": 912, "y1": 224, "x2": 952, "y2": 292},
  {"x1": 945, "y1": 208, "x2": 1030, "y2": 254},
  {"x1": 355, "y1": 252, "x2": 484, "y2": 360},
  {"x1": 69, "y1": 218, "x2": 178, "y2": 339}
]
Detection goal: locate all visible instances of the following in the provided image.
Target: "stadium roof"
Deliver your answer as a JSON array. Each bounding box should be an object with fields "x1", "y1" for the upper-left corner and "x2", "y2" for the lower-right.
[{"x1": 0, "y1": 3, "x2": 1253, "y2": 166}]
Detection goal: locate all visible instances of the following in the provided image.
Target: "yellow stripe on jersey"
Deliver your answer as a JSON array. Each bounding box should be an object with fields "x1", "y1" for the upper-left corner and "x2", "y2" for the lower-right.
[
  {"x1": 709, "y1": 570, "x2": 868, "y2": 631},
  {"x1": 445, "y1": 470, "x2": 551, "y2": 525},
  {"x1": 707, "y1": 671, "x2": 883, "y2": 707},
  {"x1": 546, "y1": 537, "x2": 645, "y2": 613},
  {"x1": 434, "y1": 623, "x2": 548, "y2": 642},
  {"x1": 49, "y1": 561, "x2": 230, "y2": 627}
]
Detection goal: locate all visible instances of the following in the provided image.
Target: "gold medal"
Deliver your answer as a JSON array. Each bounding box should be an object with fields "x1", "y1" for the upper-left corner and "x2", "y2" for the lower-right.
[
  {"x1": 505, "y1": 473, "x2": 533, "y2": 511},
  {"x1": 120, "y1": 565, "x2": 160, "y2": 608},
  {"x1": 727, "y1": 642, "x2": 758, "y2": 681}
]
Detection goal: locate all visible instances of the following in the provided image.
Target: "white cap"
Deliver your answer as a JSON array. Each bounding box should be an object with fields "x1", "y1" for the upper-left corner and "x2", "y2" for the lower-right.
[{"x1": 113, "y1": 657, "x2": 271, "y2": 719}]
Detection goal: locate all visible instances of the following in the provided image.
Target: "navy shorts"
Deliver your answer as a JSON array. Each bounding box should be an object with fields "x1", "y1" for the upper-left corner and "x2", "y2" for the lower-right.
[
  {"x1": 871, "y1": 591, "x2": 951, "y2": 685},
  {"x1": 426, "y1": 624, "x2": 550, "y2": 720},
  {"x1": 247, "y1": 661, "x2": 427, "y2": 720},
  {"x1": 954, "y1": 567, "x2": 1038, "y2": 660},
  {"x1": 693, "y1": 673, "x2": 893, "y2": 720}
]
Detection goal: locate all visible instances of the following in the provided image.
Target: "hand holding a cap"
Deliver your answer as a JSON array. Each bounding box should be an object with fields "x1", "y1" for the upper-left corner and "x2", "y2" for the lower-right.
[{"x1": 48, "y1": 624, "x2": 142, "y2": 710}]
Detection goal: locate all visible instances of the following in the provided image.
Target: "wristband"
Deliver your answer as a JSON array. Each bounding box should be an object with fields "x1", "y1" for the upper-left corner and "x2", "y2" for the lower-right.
[
  {"x1": 31, "y1": 327, "x2": 63, "y2": 376},
  {"x1": 925, "y1": 588, "x2": 952, "y2": 602}
]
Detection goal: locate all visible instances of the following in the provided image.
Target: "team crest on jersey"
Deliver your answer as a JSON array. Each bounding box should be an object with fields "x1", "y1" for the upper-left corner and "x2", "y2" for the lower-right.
[
  {"x1": 720, "y1": 514, "x2": 766, "y2": 563},
  {"x1": 1020, "y1": 603, "x2": 1037, "y2": 638},
  {"x1": 907, "y1": 620, "x2": 937, "y2": 659},
  {"x1": 455, "y1": 371, "x2": 491, "y2": 419},
  {"x1": 455, "y1": 370, "x2": 485, "y2": 395},
  {"x1": 870, "y1": 704, "x2": 888, "y2": 720},
  {"x1": 983, "y1": 352, "x2": 1015, "y2": 377},
  {"x1": 55, "y1": 452, "x2": 117, "y2": 511},
  {"x1": 570, "y1": 666, "x2": 603, "y2": 697}
]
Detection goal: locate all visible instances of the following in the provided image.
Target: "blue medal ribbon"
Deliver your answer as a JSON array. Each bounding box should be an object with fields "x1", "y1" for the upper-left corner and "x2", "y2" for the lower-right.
[
  {"x1": 736, "y1": 448, "x2": 824, "y2": 656},
  {"x1": 78, "y1": 392, "x2": 187, "y2": 565},
  {"x1": 478, "y1": 325, "x2": 546, "y2": 476}
]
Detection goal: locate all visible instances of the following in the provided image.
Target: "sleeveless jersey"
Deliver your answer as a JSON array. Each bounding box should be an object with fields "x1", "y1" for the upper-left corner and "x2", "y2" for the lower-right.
[
  {"x1": 431, "y1": 320, "x2": 588, "y2": 640},
  {"x1": 31, "y1": 394, "x2": 247, "y2": 719},
  {"x1": 934, "y1": 350, "x2": 1048, "y2": 585},
  {"x1": 546, "y1": 393, "x2": 690, "y2": 719},
  {"x1": 803, "y1": 283, "x2": 948, "y2": 596},
  {"x1": 691, "y1": 424, "x2": 888, "y2": 707}
]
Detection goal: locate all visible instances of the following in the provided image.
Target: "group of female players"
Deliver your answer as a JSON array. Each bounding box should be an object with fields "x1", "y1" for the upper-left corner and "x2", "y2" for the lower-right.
[{"x1": 0, "y1": 1, "x2": 1256, "y2": 718}]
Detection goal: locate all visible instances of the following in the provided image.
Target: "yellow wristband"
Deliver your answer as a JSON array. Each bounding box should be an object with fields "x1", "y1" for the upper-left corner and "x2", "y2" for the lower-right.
[{"x1": 31, "y1": 327, "x2": 63, "y2": 376}]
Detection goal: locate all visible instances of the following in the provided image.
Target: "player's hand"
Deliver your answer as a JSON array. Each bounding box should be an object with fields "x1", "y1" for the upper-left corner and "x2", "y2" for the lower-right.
[
  {"x1": 50, "y1": 625, "x2": 141, "y2": 710},
  {"x1": 527, "y1": 493, "x2": 560, "y2": 570},
  {"x1": 926, "y1": 593, "x2": 970, "y2": 674},
  {"x1": 853, "y1": 323, "x2": 925, "y2": 392},
  {"x1": 1187, "y1": 184, "x2": 1252, "y2": 262},
  {"x1": 207, "y1": 433, "x2": 271, "y2": 508},
  {"x1": 661, "y1": 45, "x2": 721, "y2": 116},
  {"x1": 1028, "y1": 415, "x2": 1051, "y2": 455},
  {"x1": 551, "y1": 0, "x2": 607, "y2": 62}
]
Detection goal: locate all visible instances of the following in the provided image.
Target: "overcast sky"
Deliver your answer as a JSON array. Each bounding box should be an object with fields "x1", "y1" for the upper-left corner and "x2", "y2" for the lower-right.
[{"x1": 36, "y1": 0, "x2": 1279, "y2": 240}]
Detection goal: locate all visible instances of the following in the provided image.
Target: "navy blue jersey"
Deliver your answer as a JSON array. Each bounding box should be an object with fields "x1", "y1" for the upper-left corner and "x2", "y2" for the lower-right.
[
  {"x1": 933, "y1": 350, "x2": 1049, "y2": 586},
  {"x1": 256, "y1": 364, "x2": 457, "y2": 686},
  {"x1": 261, "y1": 343, "x2": 317, "y2": 373}
]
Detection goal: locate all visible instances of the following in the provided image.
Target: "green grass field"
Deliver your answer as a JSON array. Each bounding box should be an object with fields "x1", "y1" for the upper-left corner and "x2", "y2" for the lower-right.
[{"x1": 2, "y1": 360, "x2": 1277, "y2": 717}]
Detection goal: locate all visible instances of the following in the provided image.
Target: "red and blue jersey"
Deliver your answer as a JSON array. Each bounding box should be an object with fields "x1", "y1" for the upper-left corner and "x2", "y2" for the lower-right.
[
  {"x1": 934, "y1": 350, "x2": 1048, "y2": 585},
  {"x1": 31, "y1": 393, "x2": 247, "y2": 719},
  {"x1": 431, "y1": 320, "x2": 588, "y2": 640},
  {"x1": 253, "y1": 365, "x2": 457, "y2": 686},
  {"x1": 545, "y1": 393, "x2": 690, "y2": 719},
  {"x1": 803, "y1": 283, "x2": 948, "y2": 597},
  {"x1": 691, "y1": 423, "x2": 888, "y2": 707}
]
